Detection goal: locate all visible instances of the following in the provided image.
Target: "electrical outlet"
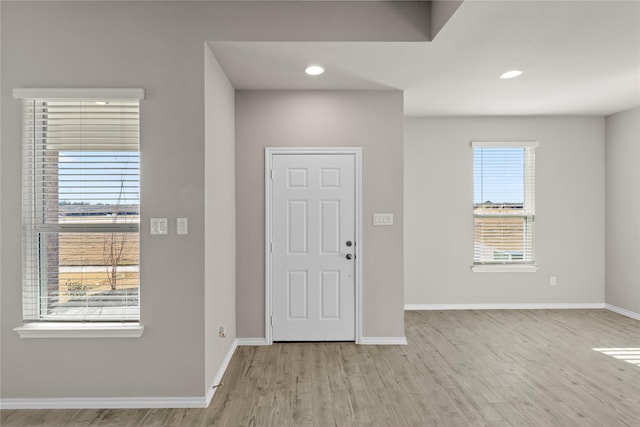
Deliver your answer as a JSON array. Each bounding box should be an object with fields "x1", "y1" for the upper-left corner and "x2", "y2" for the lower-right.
[
  {"x1": 550, "y1": 276, "x2": 557, "y2": 286},
  {"x1": 218, "y1": 326, "x2": 226, "y2": 339}
]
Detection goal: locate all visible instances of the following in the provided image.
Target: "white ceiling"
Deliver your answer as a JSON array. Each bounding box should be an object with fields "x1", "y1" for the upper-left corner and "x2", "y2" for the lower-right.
[{"x1": 210, "y1": 0, "x2": 640, "y2": 116}]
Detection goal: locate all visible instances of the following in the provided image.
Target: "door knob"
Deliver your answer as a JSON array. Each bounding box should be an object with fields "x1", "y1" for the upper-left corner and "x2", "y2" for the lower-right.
[{"x1": 346, "y1": 254, "x2": 353, "y2": 260}]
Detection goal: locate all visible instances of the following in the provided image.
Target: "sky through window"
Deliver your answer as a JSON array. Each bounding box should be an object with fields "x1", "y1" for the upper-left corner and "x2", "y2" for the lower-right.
[{"x1": 474, "y1": 147, "x2": 525, "y2": 205}]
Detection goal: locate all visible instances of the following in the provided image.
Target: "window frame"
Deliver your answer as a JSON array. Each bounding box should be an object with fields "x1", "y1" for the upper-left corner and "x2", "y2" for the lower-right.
[
  {"x1": 471, "y1": 140, "x2": 539, "y2": 273},
  {"x1": 13, "y1": 88, "x2": 145, "y2": 335}
]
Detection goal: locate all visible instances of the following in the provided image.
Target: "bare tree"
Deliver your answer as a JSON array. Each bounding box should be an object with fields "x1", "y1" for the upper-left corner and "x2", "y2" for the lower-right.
[
  {"x1": 103, "y1": 178, "x2": 129, "y2": 291},
  {"x1": 103, "y1": 231, "x2": 128, "y2": 290}
]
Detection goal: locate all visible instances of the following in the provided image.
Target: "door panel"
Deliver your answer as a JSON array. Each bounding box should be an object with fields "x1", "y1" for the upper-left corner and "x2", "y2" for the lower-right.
[
  {"x1": 320, "y1": 201, "x2": 340, "y2": 254},
  {"x1": 272, "y1": 153, "x2": 355, "y2": 341},
  {"x1": 288, "y1": 271, "x2": 308, "y2": 319},
  {"x1": 288, "y1": 201, "x2": 308, "y2": 254},
  {"x1": 320, "y1": 271, "x2": 340, "y2": 319}
]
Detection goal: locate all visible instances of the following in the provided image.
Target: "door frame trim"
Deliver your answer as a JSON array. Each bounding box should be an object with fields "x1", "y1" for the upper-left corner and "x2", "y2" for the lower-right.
[{"x1": 265, "y1": 147, "x2": 363, "y2": 344}]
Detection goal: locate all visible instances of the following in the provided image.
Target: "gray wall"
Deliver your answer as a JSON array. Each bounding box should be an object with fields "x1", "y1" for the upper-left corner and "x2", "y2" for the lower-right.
[
  {"x1": 235, "y1": 91, "x2": 405, "y2": 339},
  {"x1": 204, "y1": 45, "x2": 237, "y2": 390},
  {"x1": 404, "y1": 117, "x2": 606, "y2": 306},
  {"x1": 605, "y1": 107, "x2": 640, "y2": 315},
  {"x1": 1, "y1": 1, "x2": 422, "y2": 400},
  {"x1": 1, "y1": 1, "x2": 209, "y2": 399}
]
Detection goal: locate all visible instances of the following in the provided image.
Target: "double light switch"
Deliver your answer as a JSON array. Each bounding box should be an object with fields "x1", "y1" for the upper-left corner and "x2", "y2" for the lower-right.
[
  {"x1": 150, "y1": 218, "x2": 189, "y2": 235},
  {"x1": 150, "y1": 218, "x2": 168, "y2": 235}
]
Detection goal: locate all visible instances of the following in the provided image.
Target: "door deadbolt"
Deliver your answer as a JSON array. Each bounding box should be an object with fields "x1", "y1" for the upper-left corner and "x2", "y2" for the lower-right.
[{"x1": 346, "y1": 241, "x2": 353, "y2": 247}]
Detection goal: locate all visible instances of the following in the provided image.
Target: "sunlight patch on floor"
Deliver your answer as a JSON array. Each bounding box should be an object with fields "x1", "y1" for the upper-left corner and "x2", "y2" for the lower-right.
[{"x1": 593, "y1": 348, "x2": 640, "y2": 367}]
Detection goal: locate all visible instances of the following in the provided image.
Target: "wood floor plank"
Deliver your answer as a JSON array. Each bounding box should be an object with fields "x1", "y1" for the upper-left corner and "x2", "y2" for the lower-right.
[{"x1": 2, "y1": 309, "x2": 638, "y2": 426}]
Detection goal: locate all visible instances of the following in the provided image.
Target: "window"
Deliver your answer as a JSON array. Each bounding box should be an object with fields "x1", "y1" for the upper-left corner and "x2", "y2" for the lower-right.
[
  {"x1": 15, "y1": 88, "x2": 144, "y2": 322},
  {"x1": 472, "y1": 141, "x2": 538, "y2": 271}
]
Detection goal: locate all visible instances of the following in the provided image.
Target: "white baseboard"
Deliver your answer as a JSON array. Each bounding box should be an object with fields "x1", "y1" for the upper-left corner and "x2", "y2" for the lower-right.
[
  {"x1": 405, "y1": 303, "x2": 606, "y2": 311},
  {"x1": 205, "y1": 338, "x2": 238, "y2": 407},
  {"x1": 238, "y1": 337, "x2": 408, "y2": 345},
  {"x1": 0, "y1": 396, "x2": 208, "y2": 410},
  {"x1": 605, "y1": 304, "x2": 640, "y2": 320},
  {"x1": 236, "y1": 337, "x2": 270, "y2": 346},
  {"x1": 0, "y1": 339, "x2": 240, "y2": 410},
  {"x1": 359, "y1": 336, "x2": 408, "y2": 345}
]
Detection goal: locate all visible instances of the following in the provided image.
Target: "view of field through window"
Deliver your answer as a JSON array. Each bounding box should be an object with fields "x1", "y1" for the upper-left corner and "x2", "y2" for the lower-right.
[
  {"x1": 473, "y1": 146, "x2": 535, "y2": 264},
  {"x1": 46, "y1": 150, "x2": 140, "y2": 319}
]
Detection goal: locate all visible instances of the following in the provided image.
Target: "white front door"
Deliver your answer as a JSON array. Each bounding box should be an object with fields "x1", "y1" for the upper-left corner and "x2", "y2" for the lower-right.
[{"x1": 270, "y1": 153, "x2": 356, "y2": 341}]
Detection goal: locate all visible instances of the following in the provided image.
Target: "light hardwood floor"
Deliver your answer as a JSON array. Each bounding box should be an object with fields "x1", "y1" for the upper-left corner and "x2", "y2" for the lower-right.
[{"x1": 2, "y1": 310, "x2": 639, "y2": 426}]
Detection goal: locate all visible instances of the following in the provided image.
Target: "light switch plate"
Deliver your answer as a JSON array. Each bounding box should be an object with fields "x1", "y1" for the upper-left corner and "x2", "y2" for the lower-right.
[
  {"x1": 150, "y1": 218, "x2": 168, "y2": 235},
  {"x1": 177, "y1": 218, "x2": 188, "y2": 235},
  {"x1": 373, "y1": 213, "x2": 394, "y2": 226}
]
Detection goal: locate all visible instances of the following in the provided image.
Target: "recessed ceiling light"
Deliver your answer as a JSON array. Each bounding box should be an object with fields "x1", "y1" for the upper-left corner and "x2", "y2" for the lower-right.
[
  {"x1": 94, "y1": 101, "x2": 109, "y2": 105},
  {"x1": 305, "y1": 65, "x2": 325, "y2": 76},
  {"x1": 500, "y1": 70, "x2": 523, "y2": 79}
]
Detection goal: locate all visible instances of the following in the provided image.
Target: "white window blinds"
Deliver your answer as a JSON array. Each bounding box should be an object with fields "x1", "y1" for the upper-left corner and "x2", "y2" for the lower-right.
[
  {"x1": 473, "y1": 141, "x2": 537, "y2": 265},
  {"x1": 15, "y1": 89, "x2": 144, "y2": 321}
]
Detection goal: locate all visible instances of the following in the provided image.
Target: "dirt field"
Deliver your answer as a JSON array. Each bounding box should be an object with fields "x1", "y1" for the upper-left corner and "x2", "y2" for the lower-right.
[
  {"x1": 474, "y1": 216, "x2": 527, "y2": 252},
  {"x1": 55, "y1": 226, "x2": 139, "y2": 296},
  {"x1": 58, "y1": 232, "x2": 139, "y2": 266}
]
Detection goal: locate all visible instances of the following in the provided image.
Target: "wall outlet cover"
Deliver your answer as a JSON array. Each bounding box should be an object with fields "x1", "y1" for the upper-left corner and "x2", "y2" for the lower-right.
[{"x1": 373, "y1": 213, "x2": 394, "y2": 226}]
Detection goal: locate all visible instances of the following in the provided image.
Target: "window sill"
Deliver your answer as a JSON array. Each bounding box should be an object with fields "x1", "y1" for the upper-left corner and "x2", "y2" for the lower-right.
[
  {"x1": 471, "y1": 265, "x2": 539, "y2": 273},
  {"x1": 13, "y1": 322, "x2": 144, "y2": 339}
]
